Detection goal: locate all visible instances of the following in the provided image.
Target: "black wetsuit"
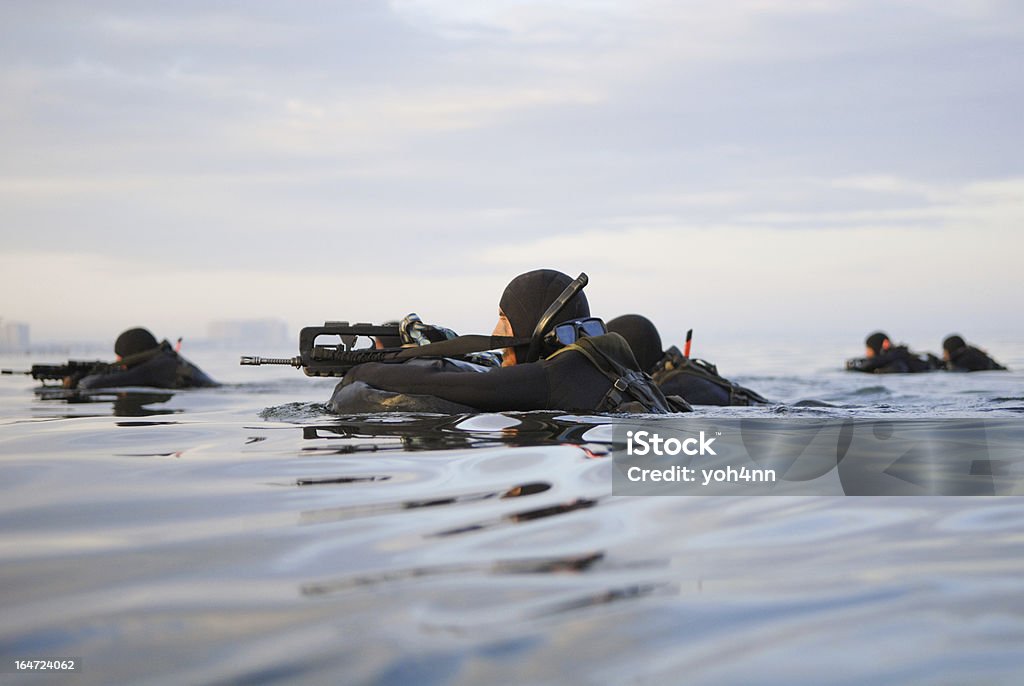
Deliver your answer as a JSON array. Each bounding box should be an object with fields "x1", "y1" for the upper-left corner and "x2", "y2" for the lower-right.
[
  {"x1": 946, "y1": 345, "x2": 1007, "y2": 372},
  {"x1": 334, "y1": 349, "x2": 610, "y2": 413},
  {"x1": 658, "y1": 372, "x2": 730, "y2": 405},
  {"x1": 604, "y1": 316, "x2": 767, "y2": 407},
  {"x1": 652, "y1": 349, "x2": 769, "y2": 406},
  {"x1": 330, "y1": 359, "x2": 493, "y2": 413},
  {"x1": 76, "y1": 344, "x2": 218, "y2": 390},
  {"x1": 331, "y1": 333, "x2": 686, "y2": 414},
  {"x1": 845, "y1": 346, "x2": 941, "y2": 374},
  {"x1": 656, "y1": 367, "x2": 763, "y2": 406}
]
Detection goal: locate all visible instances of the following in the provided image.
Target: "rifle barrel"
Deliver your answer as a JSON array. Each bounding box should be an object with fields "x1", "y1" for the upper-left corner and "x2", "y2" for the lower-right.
[
  {"x1": 240, "y1": 356, "x2": 302, "y2": 367},
  {"x1": 2, "y1": 369, "x2": 31, "y2": 375}
]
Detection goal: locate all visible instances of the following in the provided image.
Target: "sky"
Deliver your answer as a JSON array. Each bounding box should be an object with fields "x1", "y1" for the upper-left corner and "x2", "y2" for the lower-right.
[{"x1": 1, "y1": 0, "x2": 1022, "y2": 352}]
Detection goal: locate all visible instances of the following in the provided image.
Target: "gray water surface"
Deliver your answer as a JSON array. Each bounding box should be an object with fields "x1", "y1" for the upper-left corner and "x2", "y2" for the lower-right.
[{"x1": 2, "y1": 348, "x2": 1024, "y2": 685}]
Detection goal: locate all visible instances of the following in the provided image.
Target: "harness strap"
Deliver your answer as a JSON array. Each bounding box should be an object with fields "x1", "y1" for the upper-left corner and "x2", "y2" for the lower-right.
[
  {"x1": 549, "y1": 338, "x2": 682, "y2": 413},
  {"x1": 118, "y1": 340, "x2": 174, "y2": 368}
]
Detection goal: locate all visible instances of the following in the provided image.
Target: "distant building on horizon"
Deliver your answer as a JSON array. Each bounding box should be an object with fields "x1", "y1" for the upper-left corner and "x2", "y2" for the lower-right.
[
  {"x1": 207, "y1": 318, "x2": 290, "y2": 346},
  {"x1": 0, "y1": 319, "x2": 30, "y2": 352}
]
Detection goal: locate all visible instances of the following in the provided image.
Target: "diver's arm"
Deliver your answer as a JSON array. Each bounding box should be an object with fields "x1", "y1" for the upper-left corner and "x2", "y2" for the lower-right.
[
  {"x1": 342, "y1": 361, "x2": 549, "y2": 411},
  {"x1": 848, "y1": 350, "x2": 908, "y2": 373},
  {"x1": 78, "y1": 353, "x2": 178, "y2": 389},
  {"x1": 846, "y1": 356, "x2": 882, "y2": 373}
]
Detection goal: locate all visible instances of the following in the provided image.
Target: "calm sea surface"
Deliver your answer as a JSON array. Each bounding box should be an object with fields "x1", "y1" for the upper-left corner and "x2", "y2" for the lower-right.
[{"x1": 2, "y1": 341, "x2": 1024, "y2": 685}]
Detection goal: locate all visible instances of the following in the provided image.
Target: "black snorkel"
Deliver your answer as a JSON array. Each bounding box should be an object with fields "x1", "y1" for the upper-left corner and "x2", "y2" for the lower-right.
[{"x1": 523, "y1": 272, "x2": 589, "y2": 363}]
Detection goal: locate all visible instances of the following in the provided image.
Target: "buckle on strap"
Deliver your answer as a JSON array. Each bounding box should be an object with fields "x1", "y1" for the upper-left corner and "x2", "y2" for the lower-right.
[
  {"x1": 614, "y1": 378, "x2": 628, "y2": 392},
  {"x1": 600, "y1": 388, "x2": 623, "y2": 412}
]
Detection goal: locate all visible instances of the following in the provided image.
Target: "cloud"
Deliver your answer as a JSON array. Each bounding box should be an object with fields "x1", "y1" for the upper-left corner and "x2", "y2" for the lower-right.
[
  {"x1": 742, "y1": 177, "x2": 1024, "y2": 227},
  {"x1": 476, "y1": 175, "x2": 1024, "y2": 340},
  {"x1": 92, "y1": 11, "x2": 307, "y2": 47},
  {"x1": 828, "y1": 175, "x2": 942, "y2": 199},
  {"x1": 232, "y1": 85, "x2": 605, "y2": 155},
  {"x1": 0, "y1": 2, "x2": 1021, "y2": 344}
]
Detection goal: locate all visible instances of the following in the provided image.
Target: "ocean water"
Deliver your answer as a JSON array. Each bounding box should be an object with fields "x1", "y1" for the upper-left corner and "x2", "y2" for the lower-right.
[{"x1": 2, "y1": 342, "x2": 1024, "y2": 685}]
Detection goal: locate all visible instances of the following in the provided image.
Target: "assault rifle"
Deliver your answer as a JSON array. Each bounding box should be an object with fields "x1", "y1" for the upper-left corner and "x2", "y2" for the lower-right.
[
  {"x1": 240, "y1": 321, "x2": 518, "y2": 378},
  {"x1": 2, "y1": 360, "x2": 108, "y2": 384}
]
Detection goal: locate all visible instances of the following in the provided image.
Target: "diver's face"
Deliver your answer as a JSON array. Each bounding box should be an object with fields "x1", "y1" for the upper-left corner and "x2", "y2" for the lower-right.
[
  {"x1": 866, "y1": 337, "x2": 891, "y2": 358},
  {"x1": 492, "y1": 310, "x2": 517, "y2": 366}
]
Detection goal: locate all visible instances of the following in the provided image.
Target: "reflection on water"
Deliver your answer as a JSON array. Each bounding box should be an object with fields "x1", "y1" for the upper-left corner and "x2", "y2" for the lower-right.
[
  {"x1": 33, "y1": 387, "x2": 180, "y2": 417},
  {"x1": 297, "y1": 413, "x2": 606, "y2": 454},
  {"x1": 1, "y1": 370, "x2": 1024, "y2": 684}
]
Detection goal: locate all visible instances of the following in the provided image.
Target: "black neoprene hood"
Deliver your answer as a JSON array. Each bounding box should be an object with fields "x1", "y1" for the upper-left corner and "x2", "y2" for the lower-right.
[
  {"x1": 943, "y1": 335, "x2": 966, "y2": 353},
  {"x1": 865, "y1": 331, "x2": 889, "y2": 354},
  {"x1": 606, "y1": 314, "x2": 664, "y2": 374},
  {"x1": 115, "y1": 327, "x2": 159, "y2": 358},
  {"x1": 498, "y1": 269, "x2": 590, "y2": 361}
]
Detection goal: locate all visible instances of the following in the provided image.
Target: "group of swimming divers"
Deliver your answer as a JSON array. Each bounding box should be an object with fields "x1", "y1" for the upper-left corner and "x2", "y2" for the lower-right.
[
  {"x1": 846, "y1": 331, "x2": 1006, "y2": 374},
  {"x1": 46, "y1": 269, "x2": 1010, "y2": 414}
]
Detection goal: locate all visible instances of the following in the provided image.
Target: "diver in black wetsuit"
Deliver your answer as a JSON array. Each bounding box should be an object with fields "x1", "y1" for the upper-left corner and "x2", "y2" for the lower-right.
[
  {"x1": 845, "y1": 331, "x2": 941, "y2": 374},
  {"x1": 606, "y1": 314, "x2": 769, "y2": 406},
  {"x1": 330, "y1": 270, "x2": 687, "y2": 414},
  {"x1": 69, "y1": 327, "x2": 218, "y2": 390},
  {"x1": 942, "y1": 335, "x2": 1007, "y2": 372}
]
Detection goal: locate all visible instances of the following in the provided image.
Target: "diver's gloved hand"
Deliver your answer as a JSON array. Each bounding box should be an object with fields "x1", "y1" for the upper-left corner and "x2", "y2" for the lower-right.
[
  {"x1": 399, "y1": 313, "x2": 458, "y2": 347},
  {"x1": 397, "y1": 314, "x2": 502, "y2": 368},
  {"x1": 463, "y1": 351, "x2": 502, "y2": 368}
]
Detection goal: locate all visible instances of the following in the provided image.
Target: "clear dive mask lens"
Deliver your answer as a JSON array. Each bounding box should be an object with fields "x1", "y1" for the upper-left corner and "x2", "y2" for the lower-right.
[{"x1": 544, "y1": 317, "x2": 607, "y2": 349}]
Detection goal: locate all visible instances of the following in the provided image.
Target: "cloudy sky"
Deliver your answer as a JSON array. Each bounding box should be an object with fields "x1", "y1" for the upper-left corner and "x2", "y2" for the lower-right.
[{"x1": 1, "y1": 0, "x2": 1022, "y2": 350}]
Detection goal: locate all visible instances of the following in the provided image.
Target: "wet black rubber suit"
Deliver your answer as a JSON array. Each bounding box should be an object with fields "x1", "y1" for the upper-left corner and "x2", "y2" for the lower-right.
[
  {"x1": 943, "y1": 335, "x2": 1007, "y2": 372},
  {"x1": 72, "y1": 328, "x2": 218, "y2": 390},
  {"x1": 337, "y1": 348, "x2": 618, "y2": 413},
  {"x1": 330, "y1": 270, "x2": 680, "y2": 414},
  {"x1": 845, "y1": 346, "x2": 940, "y2": 373},
  {"x1": 606, "y1": 314, "x2": 768, "y2": 406},
  {"x1": 846, "y1": 331, "x2": 941, "y2": 374}
]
